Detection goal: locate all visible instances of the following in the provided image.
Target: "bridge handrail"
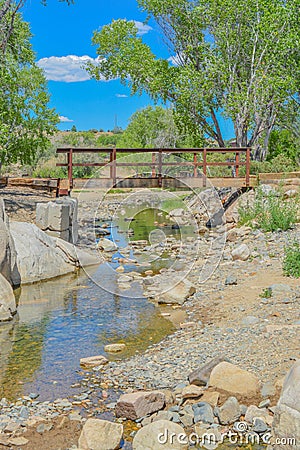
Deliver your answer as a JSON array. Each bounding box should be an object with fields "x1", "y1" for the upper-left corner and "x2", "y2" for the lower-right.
[{"x1": 56, "y1": 147, "x2": 251, "y2": 188}]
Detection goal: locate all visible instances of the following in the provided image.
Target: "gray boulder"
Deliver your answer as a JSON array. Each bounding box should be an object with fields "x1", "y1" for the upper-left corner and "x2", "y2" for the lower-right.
[
  {"x1": 216, "y1": 396, "x2": 241, "y2": 425},
  {"x1": 0, "y1": 199, "x2": 19, "y2": 286},
  {"x1": 272, "y1": 360, "x2": 300, "y2": 449},
  {"x1": 10, "y1": 222, "x2": 98, "y2": 284},
  {"x1": 0, "y1": 273, "x2": 16, "y2": 321}
]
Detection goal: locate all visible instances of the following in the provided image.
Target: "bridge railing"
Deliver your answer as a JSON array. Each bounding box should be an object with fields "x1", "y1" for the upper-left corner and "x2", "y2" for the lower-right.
[{"x1": 56, "y1": 147, "x2": 251, "y2": 190}]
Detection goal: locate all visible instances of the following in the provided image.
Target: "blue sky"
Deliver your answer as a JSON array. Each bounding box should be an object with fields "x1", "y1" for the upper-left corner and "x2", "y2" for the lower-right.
[{"x1": 22, "y1": 0, "x2": 234, "y2": 138}]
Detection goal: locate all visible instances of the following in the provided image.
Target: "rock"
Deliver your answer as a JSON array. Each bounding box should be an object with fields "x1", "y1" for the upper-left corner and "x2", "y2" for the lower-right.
[
  {"x1": 208, "y1": 362, "x2": 260, "y2": 399},
  {"x1": 10, "y1": 222, "x2": 98, "y2": 284},
  {"x1": 80, "y1": 355, "x2": 108, "y2": 368},
  {"x1": 284, "y1": 189, "x2": 298, "y2": 199},
  {"x1": 104, "y1": 343, "x2": 126, "y2": 353},
  {"x1": 231, "y1": 244, "x2": 250, "y2": 261},
  {"x1": 241, "y1": 315, "x2": 259, "y2": 326},
  {"x1": 272, "y1": 360, "x2": 300, "y2": 449},
  {"x1": 216, "y1": 396, "x2": 240, "y2": 425},
  {"x1": 200, "y1": 391, "x2": 220, "y2": 407},
  {"x1": 8, "y1": 437, "x2": 29, "y2": 446},
  {"x1": 253, "y1": 417, "x2": 268, "y2": 433},
  {"x1": 245, "y1": 405, "x2": 273, "y2": 426},
  {"x1": 192, "y1": 402, "x2": 214, "y2": 424},
  {"x1": 157, "y1": 279, "x2": 196, "y2": 305},
  {"x1": 179, "y1": 413, "x2": 194, "y2": 427},
  {"x1": 269, "y1": 284, "x2": 292, "y2": 296},
  {"x1": 169, "y1": 208, "x2": 185, "y2": 217},
  {"x1": 116, "y1": 391, "x2": 166, "y2": 420},
  {"x1": 0, "y1": 199, "x2": 19, "y2": 286},
  {"x1": 181, "y1": 385, "x2": 204, "y2": 399},
  {"x1": 97, "y1": 238, "x2": 118, "y2": 252},
  {"x1": 78, "y1": 418, "x2": 123, "y2": 450},
  {"x1": 0, "y1": 273, "x2": 16, "y2": 321},
  {"x1": 36, "y1": 198, "x2": 78, "y2": 244},
  {"x1": 226, "y1": 229, "x2": 238, "y2": 242},
  {"x1": 132, "y1": 420, "x2": 188, "y2": 450},
  {"x1": 188, "y1": 355, "x2": 230, "y2": 386},
  {"x1": 225, "y1": 275, "x2": 237, "y2": 285}
]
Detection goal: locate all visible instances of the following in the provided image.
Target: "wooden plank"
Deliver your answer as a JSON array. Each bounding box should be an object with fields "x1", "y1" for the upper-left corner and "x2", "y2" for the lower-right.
[{"x1": 259, "y1": 172, "x2": 300, "y2": 181}]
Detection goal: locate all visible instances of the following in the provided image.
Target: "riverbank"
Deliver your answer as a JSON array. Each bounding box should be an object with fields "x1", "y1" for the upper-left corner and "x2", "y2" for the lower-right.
[{"x1": 0, "y1": 186, "x2": 299, "y2": 449}]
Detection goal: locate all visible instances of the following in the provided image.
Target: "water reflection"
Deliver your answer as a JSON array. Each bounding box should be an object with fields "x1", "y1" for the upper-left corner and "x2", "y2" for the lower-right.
[{"x1": 0, "y1": 268, "x2": 174, "y2": 401}]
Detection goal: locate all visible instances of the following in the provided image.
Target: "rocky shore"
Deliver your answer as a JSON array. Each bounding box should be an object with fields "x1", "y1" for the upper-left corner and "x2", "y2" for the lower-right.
[{"x1": 0, "y1": 186, "x2": 299, "y2": 449}]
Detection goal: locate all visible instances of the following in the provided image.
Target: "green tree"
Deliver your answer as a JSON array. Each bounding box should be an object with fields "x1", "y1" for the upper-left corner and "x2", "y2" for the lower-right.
[
  {"x1": 88, "y1": 0, "x2": 299, "y2": 160},
  {"x1": 118, "y1": 105, "x2": 202, "y2": 148},
  {"x1": 71, "y1": 125, "x2": 77, "y2": 132},
  {"x1": 0, "y1": 2, "x2": 58, "y2": 164},
  {"x1": 268, "y1": 129, "x2": 300, "y2": 164}
]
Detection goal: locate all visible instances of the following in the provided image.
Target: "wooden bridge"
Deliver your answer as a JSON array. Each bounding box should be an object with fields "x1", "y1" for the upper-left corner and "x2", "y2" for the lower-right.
[{"x1": 56, "y1": 147, "x2": 254, "y2": 194}]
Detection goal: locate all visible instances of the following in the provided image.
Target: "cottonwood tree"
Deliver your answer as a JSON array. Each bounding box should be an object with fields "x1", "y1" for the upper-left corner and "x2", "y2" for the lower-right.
[
  {"x1": 0, "y1": 0, "x2": 72, "y2": 164},
  {"x1": 118, "y1": 106, "x2": 201, "y2": 149},
  {"x1": 88, "y1": 0, "x2": 299, "y2": 159}
]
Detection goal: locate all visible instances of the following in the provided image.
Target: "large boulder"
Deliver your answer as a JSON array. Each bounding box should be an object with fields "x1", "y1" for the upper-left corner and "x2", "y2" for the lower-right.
[
  {"x1": 188, "y1": 355, "x2": 230, "y2": 386},
  {"x1": 116, "y1": 391, "x2": 165, "y2": 420},
  {"x1": 10, "y1": 222, "x2": 99, "y2": 284},
  {"x1": 157, "y1": 279, "x2": 196, "y2": 305},
  {"x1": 78, "y1": 418, "x2": 123, "y2": 450},
  {"x1": 272, "y1": 360, "x2": 300, "y2": 449},
  {"x1": 36, "y1": 197, "x2": 78, "y2": 244},
  {"x1": 132, "y1": 420, "x2": 188, "y2": 450},
  {"x1": 208, "y1": 362, "x2": 260, "y2": 401},
  {"x1": 0, "y1": 199, "x2": 19, "y2": 286},
  {"x1": 0, "y1": 273, "x2": 16, "y2": 321}
]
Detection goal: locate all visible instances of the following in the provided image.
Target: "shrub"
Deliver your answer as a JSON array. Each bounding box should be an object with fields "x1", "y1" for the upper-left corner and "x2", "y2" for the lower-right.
[
  {"x1": 283, "y1": 242, "x2": 300, "y2": 278},
  {"x1": 238, "y1": 187, "x2": 299, "y2": 231}
]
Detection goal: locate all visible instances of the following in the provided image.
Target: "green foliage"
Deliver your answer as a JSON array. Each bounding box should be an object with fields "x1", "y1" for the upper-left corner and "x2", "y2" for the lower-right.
[
  {"x1": 0, "y1": 3, "x2": 59, "y2": 164},
  {"x1": 268, "y1": 129, "x2": 300, "y2": 163},
  {"x1": 118, "y1": 106, "x2": 202, "y2": 149},
  {"x1": 88, "y1": 0, "x2": 299, "y2": 157},
  {"x1": 283, "y1": 242, "x2": 300, "y2": 278},
  {"x1": 259, "y1": 288, "x2": 272, "y2": 299},
  {"x1": 238, "y1": 187, "x2": 299, "y2": 232},
  {"x1": 96, "y1": 133, "x2": 122, "y2": 147},
  {"x1": 239, "y1": 154, "x2": 299, "y2": 176}
]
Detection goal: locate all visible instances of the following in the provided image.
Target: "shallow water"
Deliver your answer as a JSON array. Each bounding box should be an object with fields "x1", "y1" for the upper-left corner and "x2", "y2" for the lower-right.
[
  {"x1": 0, "y1": 268, "x2": 176, "y2": 401},
  {"x1": 0, "y1": 205, "x2": 192, "y2": 402}
]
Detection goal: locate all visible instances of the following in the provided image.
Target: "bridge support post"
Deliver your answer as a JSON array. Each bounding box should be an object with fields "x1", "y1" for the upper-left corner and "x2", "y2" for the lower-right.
[
  {"x1": 158, "y1": 150, "x2": 162, "y2": 188},
  {"x1": 203, "y1": 148, "x2": 207, "y2": 187},
  {"x1": 112, "y1": 147, "x2": 117, "y2": 187},
  {"x1": 152, "y1": 153, "x2": 156, "y2": 177},
  {"x1": 67, "y1": 148, "x2": 73, "y2": 189},
  {"x1": 193, "y1": 153, "x2": 197, "y2": 177},
  {"x1": 235, "y1": 152, "x2": 240, "y2": 177},
  {"x1": 246, "y1": 148, "x2": 251, "y2": 187}
]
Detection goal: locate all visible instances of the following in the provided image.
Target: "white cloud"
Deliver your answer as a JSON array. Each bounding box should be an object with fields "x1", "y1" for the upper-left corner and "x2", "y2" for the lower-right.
[
  {"x1": 59, "y1": 115, "x2": 73, "y2": 123},
  {"x1": 132, "y1": 20, "x2": 152, "y2": 36},
  {"x1": 116, "y1": 94, "x2": 128, "y2": 98},
  {"x1": 37, "y1": 55, "x2": 102, "y2": 82}
]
